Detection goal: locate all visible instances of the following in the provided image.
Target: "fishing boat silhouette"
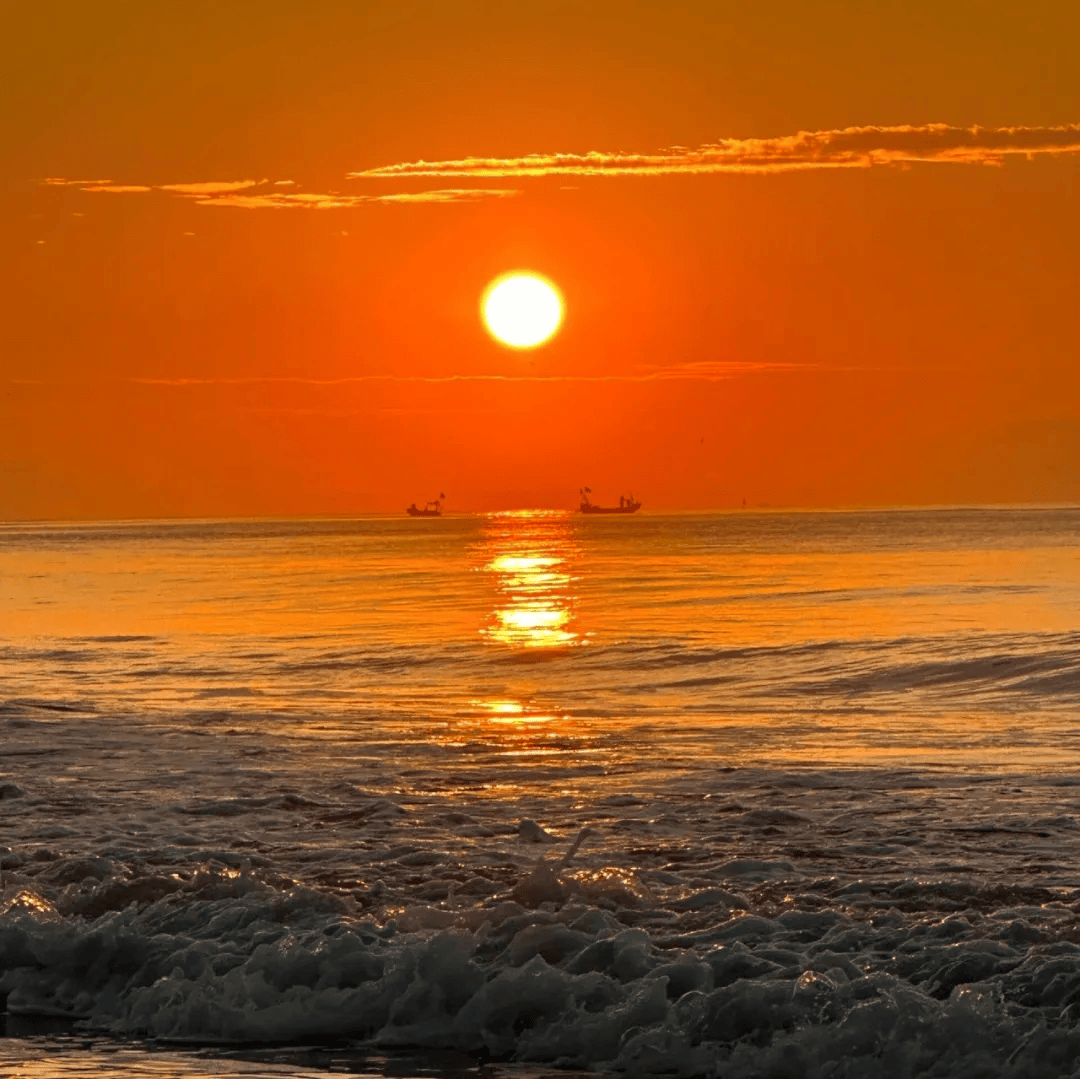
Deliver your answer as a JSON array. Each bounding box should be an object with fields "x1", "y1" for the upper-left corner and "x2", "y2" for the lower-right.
[{"x1": 578, "y1": 488, "x2": 641, "y2": 514}]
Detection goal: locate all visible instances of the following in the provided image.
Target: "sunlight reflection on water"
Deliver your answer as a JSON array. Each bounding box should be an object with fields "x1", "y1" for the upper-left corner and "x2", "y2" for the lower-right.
[
  {"x1": 0, "y1": 1041, "x2": 327, "y2": 1077},
  {"x1": 478, "y1": 510, "x2": 580, "y2": 649},
  {"x1": 0, "y1": 1038, "x2": 528, "y2": 1077},
  {"x1": 1, "y1": 509, "x2": 1078, "y2": 771}
]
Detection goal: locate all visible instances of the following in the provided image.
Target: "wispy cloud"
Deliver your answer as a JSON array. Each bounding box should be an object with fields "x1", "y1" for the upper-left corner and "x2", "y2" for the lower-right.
[
  {"x1": 113, "y1": 365, "x2": 783, "y2": 384},
  {"x1": 80, "y1": 184, "x2": 154, "y2": 193},
  {"x1": 42, "y1": 177, "x2": 265, "y2": 198},
  {"x1": 6, "y1": 362, "x2": 855, "y2": 389},
  {"x1": 42, "y1": 122, "x2": 1080, "y2": 213},
  {"x1": 137, "y1": 362, "x2": 788, "y2": 384},
  {"x1": 372, "y1": 188, "x2": 519, "y2": 204},
  {"x1": 41, "y1": 178, "x2": 519, "y2": 208},
  {"x1": 193, "y1": 192, "x2": 368, "y2": 209},
  {"x1": 157, "y1": 180, "x2": 263, "y2": 195},
  {"x1": 198, "y1": 188, "x2": 519, "y2": 209},
  {"x1": 349, "y1": 123, "x2": 1080, "y2": 179},
  {"x1": 42, "y1": 178, "x2": 113, "y2": 186}
]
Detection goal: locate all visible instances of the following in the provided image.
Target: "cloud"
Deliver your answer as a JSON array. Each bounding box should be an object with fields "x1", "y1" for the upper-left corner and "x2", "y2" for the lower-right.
[
  {"x1": 41, "y1": 121, "x2": 1080, "y2": 211},
  {"x1": 40, "y1": 178, "x2": 518, "y2": 208},
  {"x1": 124, "y1": 364, "x2": 786, "y2": 384},
  {"x1": 42, "y1": 177, "x2": 113, "y2": 185},
  {"x1": 157, "y1": 180, "x2": 263, "y2": 194},
  {"x1": 80, "y1": 185, "x2": 154, "y2": 193},
  {"x1": 196, "y1": 192, "x2": 370, "y2": 209},
  {"x1": 348, "y1": 123, "x2": 1080, "y2": 179},
  {"x1": 196, "y1": 189, "x2": 518, "y2": 208},
  {"x1": 118, "y1": 366, "x2": 778, "y2": 383},
  {"x1": 370, "y1": 188, "x2": 519, "y2": 204},
  {"x1": 5, "y1": 362, "x2": 827, "y2": 389}
]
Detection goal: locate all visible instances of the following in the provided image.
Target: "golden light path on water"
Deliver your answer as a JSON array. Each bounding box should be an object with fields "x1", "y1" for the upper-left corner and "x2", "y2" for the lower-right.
[
  {"x1": 453, "y1": 509, "x2": 592, "y2": 770},
  {"x1": 479, "y1": 509, "x2": 580, "y2": 650},
  {"x1": 0, "y1": 1039, "x2": 497, "y2": 1078}
]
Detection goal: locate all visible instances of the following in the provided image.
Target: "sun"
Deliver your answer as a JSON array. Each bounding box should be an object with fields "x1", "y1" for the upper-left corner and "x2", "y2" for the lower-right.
[{"x1": 481, "y1": 272, "x2": 563, "y2": 349}]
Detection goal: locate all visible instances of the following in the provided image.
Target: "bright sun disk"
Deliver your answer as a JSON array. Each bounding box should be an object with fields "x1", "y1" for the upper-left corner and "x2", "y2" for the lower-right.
[{"x1": 482, "y1": 272, "x2": 563, "y2": 348}]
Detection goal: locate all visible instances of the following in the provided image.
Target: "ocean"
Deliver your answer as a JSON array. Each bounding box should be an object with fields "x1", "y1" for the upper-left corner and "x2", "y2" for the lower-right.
[{"x1": 2, "y1": 507, "x2": 1079, "y2": 1077}]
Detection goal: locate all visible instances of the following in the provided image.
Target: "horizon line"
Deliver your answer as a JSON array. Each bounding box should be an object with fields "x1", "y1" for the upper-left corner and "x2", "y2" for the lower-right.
[{"x1": 3, "y1": 501, "x2": 1076, "y2": 528}]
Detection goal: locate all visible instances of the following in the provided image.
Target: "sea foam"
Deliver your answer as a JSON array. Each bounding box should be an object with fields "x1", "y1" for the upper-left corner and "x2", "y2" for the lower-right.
[{"x1": 6, "y1": 805, "x2": 1080, "y2": 1076}]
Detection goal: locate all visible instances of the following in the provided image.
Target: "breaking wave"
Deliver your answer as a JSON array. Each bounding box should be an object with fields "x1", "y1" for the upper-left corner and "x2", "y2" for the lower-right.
[{"x1": 7, "y1": 843, "x2": 1080, "y2": 1076}]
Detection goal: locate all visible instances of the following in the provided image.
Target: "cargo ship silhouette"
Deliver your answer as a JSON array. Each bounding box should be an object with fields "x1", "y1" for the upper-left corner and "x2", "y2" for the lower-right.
[{"x1": 406, "y1": 494, "x2": 444, "y2": 517}]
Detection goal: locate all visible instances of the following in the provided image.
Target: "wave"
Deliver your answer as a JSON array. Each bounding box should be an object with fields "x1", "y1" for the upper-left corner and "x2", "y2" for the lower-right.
[
  {"x1": 564, "y1": 633, "x2": 1080, "y2": 708},
  {"x1": 5, "y1": 855, "x2": 1080, "y2": 1075},
  {"x1": 5, "y1": 630, "x2": 1078, "y2": 735}
]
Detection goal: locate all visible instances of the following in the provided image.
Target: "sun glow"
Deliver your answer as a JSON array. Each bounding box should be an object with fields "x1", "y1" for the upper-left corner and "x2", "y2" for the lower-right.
[{"x1": 481, "y1": 272, "x2": 563, "y2": 348}]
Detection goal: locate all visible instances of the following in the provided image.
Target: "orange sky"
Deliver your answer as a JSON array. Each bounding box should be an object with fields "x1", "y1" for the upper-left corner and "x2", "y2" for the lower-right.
[{"x1": 2, "y1": 0, "x2": 1079, "y2": 518}]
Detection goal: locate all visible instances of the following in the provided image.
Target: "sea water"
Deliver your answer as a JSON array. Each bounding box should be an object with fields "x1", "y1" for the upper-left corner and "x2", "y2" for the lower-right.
[{"x1": 2, "y1": 508, "x2": 1079, "y2": 1077}]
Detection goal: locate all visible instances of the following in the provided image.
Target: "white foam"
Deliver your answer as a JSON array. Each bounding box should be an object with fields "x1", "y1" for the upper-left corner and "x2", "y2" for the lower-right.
[{"x1": 4, "y1": 829, "x2": 1080, "y2": 1076}]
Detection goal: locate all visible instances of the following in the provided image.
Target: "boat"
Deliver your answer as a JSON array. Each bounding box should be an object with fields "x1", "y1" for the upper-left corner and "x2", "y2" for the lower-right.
[
  {"x1": 579, "y1": 487, "x2": 641, "y2": 514},
  {"x1": 407, "y1": 494, "x2": 445, "y2": 517}
]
